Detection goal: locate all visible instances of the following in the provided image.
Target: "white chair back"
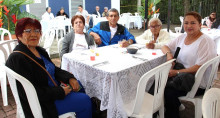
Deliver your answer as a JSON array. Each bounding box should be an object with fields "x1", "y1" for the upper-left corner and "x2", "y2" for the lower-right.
[
  {"x1": 202, "y1": 88, "x2": 220, "y2": 118},
  {"x1": 179, "y1": 55, "x2": 220, "y2": 118},
  {"x1": 134, "y1": 12, "x2": 140, "y2": 16},
  {"x1": 153, "y1": 13, "x2": 160, "y2": 18},
  {"x1": 0, "y1": 28, "x2": 12, "y2": 41},
  {"x1": 57, "y1": 37, "x2": 64, "y2": 57},
  {"x1": 124, "y1": 59, "x2": 175, "y2": 117},
  {"x1": 179, "y1": 16, "x2": 184, "y2": 30},
  {"x1": 187, "y1": 55, "x2": 220, "y2": 98},
  {"x1": 4, "y1": 65, "x2": 42, "y2": 118},
  {"x1": 0, "y1": 40, "x2": 18, "y2": 106},
  {"x1": 4, "y1": 65, "x2": 76, "y2": 118},
  {"x1": 42, "y1": 29, "x2": 55, "y2": 56}
]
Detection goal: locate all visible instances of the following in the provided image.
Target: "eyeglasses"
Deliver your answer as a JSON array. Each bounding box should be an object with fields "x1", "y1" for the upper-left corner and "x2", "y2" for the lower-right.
[
  {"x1": 24, "y1": 29, "x2": 41, "y2": 34},
  {"x1": 211, "y1": 14, "x2": 216, "y2": 15},
  {"x1": 149, "y1": 25, "x2": 161, "y2": 29}
]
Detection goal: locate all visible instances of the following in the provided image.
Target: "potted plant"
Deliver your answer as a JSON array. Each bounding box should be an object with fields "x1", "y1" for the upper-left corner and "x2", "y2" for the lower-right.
[
  {"x1": 138, "y1": 1, "x2": 160, "y2": 29},
  {"x1": 0, "y1": 0, "x2": 38, "y2": 40}
]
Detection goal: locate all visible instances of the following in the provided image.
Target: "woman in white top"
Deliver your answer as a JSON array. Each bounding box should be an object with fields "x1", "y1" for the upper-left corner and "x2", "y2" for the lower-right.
[
  {"x1": 60, "y1": 15, "x2": 94, "y2": 58},
  {"x1": 161, "y1": 11, "x2": 216, "y2": 118},
  {"x1": 136, "y1": 18, "x2": 170, "y2": 49}
]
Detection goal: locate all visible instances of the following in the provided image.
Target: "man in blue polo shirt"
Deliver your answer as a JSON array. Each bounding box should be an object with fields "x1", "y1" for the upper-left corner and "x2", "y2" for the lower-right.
[{"x1": 88, "y1": 8, "x2": 136, "y2": 47}]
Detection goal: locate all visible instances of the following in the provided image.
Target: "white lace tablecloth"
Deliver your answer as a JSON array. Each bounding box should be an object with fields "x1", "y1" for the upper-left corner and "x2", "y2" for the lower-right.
[{"x1": 61, "y1": 45, "x2": 166, "y2": 118}]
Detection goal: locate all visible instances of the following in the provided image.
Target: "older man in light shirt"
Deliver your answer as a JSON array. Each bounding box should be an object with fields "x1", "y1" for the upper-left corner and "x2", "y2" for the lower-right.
[
  {"x1": 42, "y1": 7, "x2": 54, "y2": 21},
  {"x1": 75, "y1": 5, "x2": 90, "y2": 32}
]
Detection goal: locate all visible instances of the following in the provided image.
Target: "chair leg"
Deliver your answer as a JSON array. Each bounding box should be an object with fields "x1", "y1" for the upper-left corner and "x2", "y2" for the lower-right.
[
  {"x1": 159, "y1": 102, "x2": 164, "y2": 118},
  {"x1": 1, "y1": 73, "x2": 8, "y2": 106},
  {"x1": 194, "y1": 99, "x2": 202, "y2": 118}
]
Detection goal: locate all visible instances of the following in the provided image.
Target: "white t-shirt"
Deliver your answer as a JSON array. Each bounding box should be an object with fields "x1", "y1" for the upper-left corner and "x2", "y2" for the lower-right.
[
  {"x1": 110, "y1": 26, "x2": 118, "y2": 39},
  {"x1": 166, "y1": 33, "x2": 217, "y2": 88},
  {"x1": 76, "y1": 10, "x2": 89, "y2": 24},
  {"x1": 72, "y1": 34, "x2": 88, "y2": 50},
  {"x1": 42, "y1": 12, "x2": 54, "y2": 21}
]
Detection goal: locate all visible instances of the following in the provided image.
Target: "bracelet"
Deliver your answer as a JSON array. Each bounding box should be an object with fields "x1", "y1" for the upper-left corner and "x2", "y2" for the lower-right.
[
  {"x1": 177, "y1": 71, "x2": 180, "y2": 75},
  {"x1": 166, "y1": 51, "x2": 171, "y2": 55}
]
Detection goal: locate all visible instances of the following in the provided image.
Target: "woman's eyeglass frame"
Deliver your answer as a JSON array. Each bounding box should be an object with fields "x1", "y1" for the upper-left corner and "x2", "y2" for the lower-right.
[
  {"x1": 23, "y1": 29, "x2": 41, "y2": 34},
  {"x1": 149, "y1": 25, "x2": 161, "y2": 29}
]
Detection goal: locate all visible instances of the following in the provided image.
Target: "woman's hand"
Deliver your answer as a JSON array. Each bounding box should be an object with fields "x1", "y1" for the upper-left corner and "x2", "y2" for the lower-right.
[
  {"x1": 62, "y1": 86, "x2": 72, "y2": 95},
  {"x1": 146, "y1": 42, "x2": 155, "y2": 49},
  {"x1": 69, "y1": 78, "x2": 80, "y2": 92},
  {"x1": 168, "y1": 69, "x2": 178, "y2": 77},
  {"x1": 92, "y1": 33, "x2": 102, "y2": 45}
]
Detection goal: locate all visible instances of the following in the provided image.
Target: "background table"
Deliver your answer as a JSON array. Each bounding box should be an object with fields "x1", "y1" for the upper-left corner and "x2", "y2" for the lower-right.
[
  {"x1": 201, "y1": 28, "x2": 220, "y2": 54},
  {"x1": 61, "y1": 45, "x2": 166, "y2": 118}
]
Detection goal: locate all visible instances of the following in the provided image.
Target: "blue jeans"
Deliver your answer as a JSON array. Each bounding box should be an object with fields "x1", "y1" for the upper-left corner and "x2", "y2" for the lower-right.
[{"x1": 55, "y1": 81, "x2": 92, "y2": 118}]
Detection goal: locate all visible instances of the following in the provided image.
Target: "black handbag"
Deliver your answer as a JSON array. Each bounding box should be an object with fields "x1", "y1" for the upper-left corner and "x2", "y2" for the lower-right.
[{"x1": 166, "y1": 63, "x2": 195, "y2": 92}]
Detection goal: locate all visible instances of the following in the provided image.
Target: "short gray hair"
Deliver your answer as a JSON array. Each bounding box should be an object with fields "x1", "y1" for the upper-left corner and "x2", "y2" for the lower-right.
[
  {"x1": 106, "y1": 8, "x2": 119, "y2": 17},
  {"x1": 104, "y1": 7, "x2": 108, "y2": 10},
  {"x1": 148, "y1": 18, "x2": 162, "y2": 26}
]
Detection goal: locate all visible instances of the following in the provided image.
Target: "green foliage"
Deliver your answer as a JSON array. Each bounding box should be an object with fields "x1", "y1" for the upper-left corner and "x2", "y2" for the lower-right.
[{"x1": 1, "y1": 0, "x2": 37, "y2": 34}]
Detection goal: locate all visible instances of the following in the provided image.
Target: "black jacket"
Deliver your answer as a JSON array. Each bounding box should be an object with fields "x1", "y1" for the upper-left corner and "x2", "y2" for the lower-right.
[
  {"x1": 211, "y1": 17, "x2": 220, "y2": 29},
  {"x1": 56, "y1": 11, "x2": 69, "y2": 18},
  {"x1": 6, "y1": 42, "x2": 75, "y2": 118}
]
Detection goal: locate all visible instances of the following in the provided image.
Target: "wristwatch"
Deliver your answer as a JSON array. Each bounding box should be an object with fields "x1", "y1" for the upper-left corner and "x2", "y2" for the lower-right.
[
  {"x1": 128, "y1": 40, "x2": 132, "y2": 45},
  {"x1": 177, "y1": 71, "x2": 180, "y2": 75}
]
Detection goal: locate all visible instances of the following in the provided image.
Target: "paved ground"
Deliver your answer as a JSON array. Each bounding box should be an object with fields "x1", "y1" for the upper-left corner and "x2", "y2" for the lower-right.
[{"x1": 1, "y1": 27, "x2": 220, "y2": 118}]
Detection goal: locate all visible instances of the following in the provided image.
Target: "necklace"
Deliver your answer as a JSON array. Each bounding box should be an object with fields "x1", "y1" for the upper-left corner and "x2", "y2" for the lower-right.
[{"x1": 185, "y1": 31, "x2": 202, "y2": 45}]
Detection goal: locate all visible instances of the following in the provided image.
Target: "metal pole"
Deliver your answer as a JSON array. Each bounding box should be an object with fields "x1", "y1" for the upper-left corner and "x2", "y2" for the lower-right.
[
  {"x1": 167, "y1": 0, "x2": 171, "y2": 32},
  {"x1": 145, "y1": 0, "x2": 148, "y2": 30}
]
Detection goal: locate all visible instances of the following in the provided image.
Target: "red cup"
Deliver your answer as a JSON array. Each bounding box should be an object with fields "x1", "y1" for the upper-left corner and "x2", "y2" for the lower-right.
[
  {"x1": 152, "y1": 52, "x2": 157, "y2": 55},
  {"x1": 90, "y1": 56, "x2": 95, "y2": 61}
]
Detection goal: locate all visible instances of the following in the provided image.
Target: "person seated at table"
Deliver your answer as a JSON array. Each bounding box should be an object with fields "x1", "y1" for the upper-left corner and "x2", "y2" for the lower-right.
[
  {"x1": 93, "y1": 6, "x2": 101, "y2": 17},
  {"x1": 6, "y1": 17, "x2": 92, "y2": 118},
  {"x1": 102, "y1": 7, "x2": 108, "y2": 17},
  {"x1": 60, "y1": 15, "x2": 94, "y2": 58},
  {"x1": 56, "y1": 7, "x2": 69, "y2": 18},
  {"x1": 161, "y1": 11, "x2": 216, "y2": 118},
  {"x1": 42, "y1": 7, "x2": 54, "y2": 21},
  {"x1": 136, "y1": 18, "x2": 170, "y2": 49},
  {"x1": 202, "y1": 11, "x2": 216, "y2": 28},
  {"x1": 89, "y1": 8, "x2": 136, "y2": 47},
  {"x1": 76, "y1": 5, "x2": 90, "y2": 32},
  {"x1": 211, "y1": 17, "x2": 220, "y2": 29}
]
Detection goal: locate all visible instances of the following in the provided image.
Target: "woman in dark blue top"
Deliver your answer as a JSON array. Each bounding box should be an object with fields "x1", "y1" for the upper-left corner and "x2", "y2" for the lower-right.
[{"x1": 6, "y1": 17, "x2": 92, "y2": 118}]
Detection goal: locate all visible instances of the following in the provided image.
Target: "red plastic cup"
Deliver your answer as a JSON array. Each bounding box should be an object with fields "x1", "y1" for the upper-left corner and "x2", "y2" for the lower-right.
[
  {"x1": 152, "y1": 52, "x2": 157, "y2": 55},
  {"x1": 90, "y1": 56, "x2": 95, "y2": 61}
]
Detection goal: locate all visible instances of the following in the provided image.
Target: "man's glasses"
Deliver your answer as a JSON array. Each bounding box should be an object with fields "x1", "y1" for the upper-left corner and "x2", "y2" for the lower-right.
[
  {"x1": 149, "y1": 25, "x2": 161, "y2": 29},
  {"x1": 211, "y1": 14, "x2": 216, "y2": 15},
  {"x1": 24, "y1": 29, "x2": 41, "y2": 34}
]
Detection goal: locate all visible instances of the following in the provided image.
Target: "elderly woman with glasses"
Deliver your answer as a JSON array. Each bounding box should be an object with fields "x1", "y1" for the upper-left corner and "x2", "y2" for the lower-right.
[
  {"x1": 6, "y1": 18, "x2": 92, "y2": 118},
  {"x1": 136, "y1": 18, "x2": 170, "y2": 49}
]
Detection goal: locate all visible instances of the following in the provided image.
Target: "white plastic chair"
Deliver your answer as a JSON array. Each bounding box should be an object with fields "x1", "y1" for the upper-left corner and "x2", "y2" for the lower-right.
[
  {"x1": 202, "y1": 88, "x2": 220, "y2": 118},
  {"x1": 42, "y1": 29, "x2": 55, "y2": 57},
  {"x1": 179, "y1": 55, "x2": 220, "y2": 118},
  {"x1": 57, "y1": 37, "x2": 64, "y2": 57},
  {"x1": 123, "y1": 59, "x2": 175, "y2": 118},
  {"x1": 4, "y1": 65, "x2": 76, "y2": 118},
  {"x1": 153, "y1": 13, "x2": 160, "y2": 18},
  {"x1": 179, "y1": 16, "x2": 184, "y2": 31},
  {"x1": 0, "y1": 40, "x2": 18, "y2": 106},
  {"x1": 0, "y1": 28, "x2": 12, "y2": 41},
  {"x1": 135, "y1": 12, "x2": 140, "y2": 16},
  {"x1": 174, "y1": 27, "x2": 182, "y2": 33}
]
